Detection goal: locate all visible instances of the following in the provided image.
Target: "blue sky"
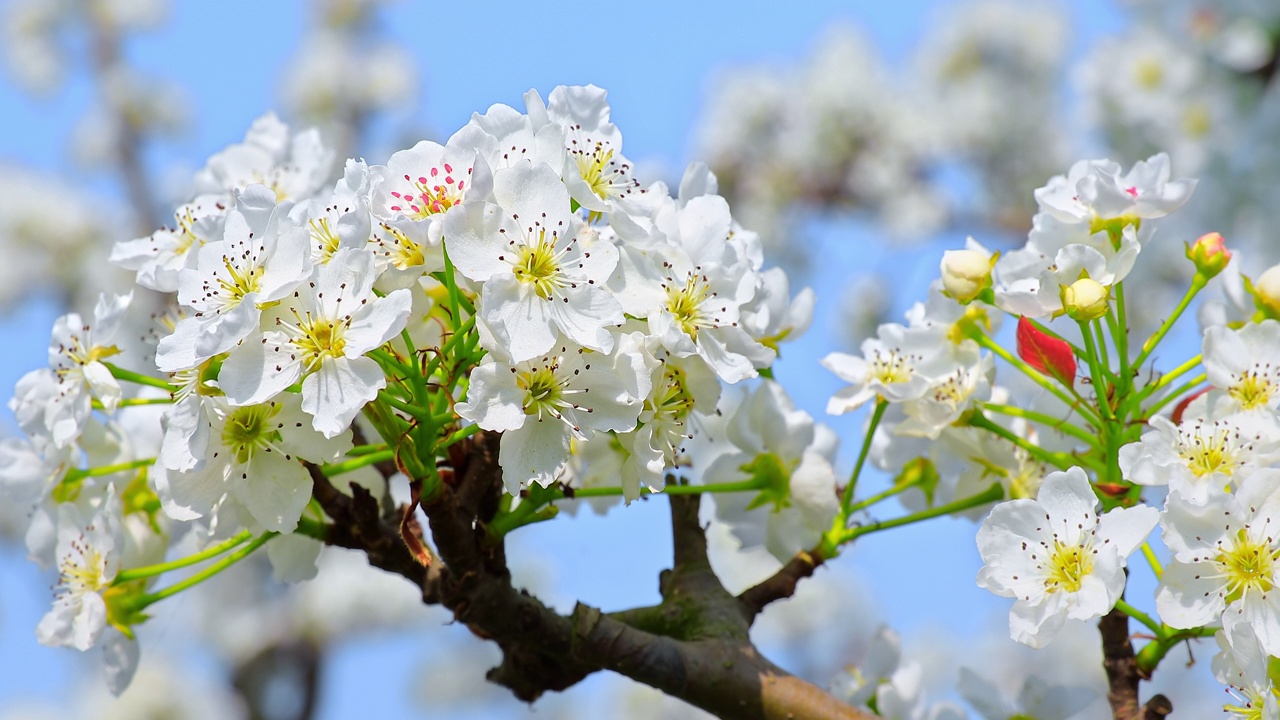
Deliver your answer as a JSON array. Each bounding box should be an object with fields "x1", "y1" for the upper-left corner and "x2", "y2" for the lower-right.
[{"x1": 0, "y1": 2, "x2": 1176, "y2": 718}]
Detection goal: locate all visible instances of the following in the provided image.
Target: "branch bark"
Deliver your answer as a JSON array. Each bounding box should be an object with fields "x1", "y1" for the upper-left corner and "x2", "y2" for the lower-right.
[
  {"x1": 310, "y1": 430, "x2": 873, "y2": 719},
  {"x1": 1098, "y1": 607, "x2": 1172, "y2": 720}
]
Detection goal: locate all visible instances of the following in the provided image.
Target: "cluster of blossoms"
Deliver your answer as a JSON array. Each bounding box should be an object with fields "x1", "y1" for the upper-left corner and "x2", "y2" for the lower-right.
[
  {"x1": 1, "y1": 85, "x2": 827, "y2": 694},
  {"x1": 822, "y1": 147, "x2": 1280, "y2": 715}
]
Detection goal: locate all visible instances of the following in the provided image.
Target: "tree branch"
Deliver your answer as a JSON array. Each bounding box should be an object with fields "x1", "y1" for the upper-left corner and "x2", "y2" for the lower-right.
[
  {"x1": 312, "y1": 430, "x2": 875, "y2": 719},
  {"x1": 1099, "y1": 607, "x2": 1172, "y2": 720},
  {"x1": 738, "y1": 550, "x2": 824, "y2": 621}
]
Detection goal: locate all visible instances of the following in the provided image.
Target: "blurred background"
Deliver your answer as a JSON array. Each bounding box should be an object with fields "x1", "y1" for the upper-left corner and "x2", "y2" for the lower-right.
[{"x1": 1, "y1": 0, "x2": 1276, "y2": 717}]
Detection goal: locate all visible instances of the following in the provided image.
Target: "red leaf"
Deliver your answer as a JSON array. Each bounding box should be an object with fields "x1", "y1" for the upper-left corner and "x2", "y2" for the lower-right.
[{"x1": 1016, "y1": 317, "x2": 1077, "y2": 387}]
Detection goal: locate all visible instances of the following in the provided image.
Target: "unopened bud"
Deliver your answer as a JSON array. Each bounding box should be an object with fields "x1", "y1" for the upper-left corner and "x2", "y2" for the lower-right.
[
  {"x1": 1254, "y1": 264, "x2": 1280, "y2": 319},
  {"x1": 1185, "y1": 232, "x2": 1231, "y2": 279},
  {"x1": 940, "y1": 248, "x2": 995, "y2": 304},
  {"x1": 1062, "y1": 278, "x2": 1110, "y2": 322}
]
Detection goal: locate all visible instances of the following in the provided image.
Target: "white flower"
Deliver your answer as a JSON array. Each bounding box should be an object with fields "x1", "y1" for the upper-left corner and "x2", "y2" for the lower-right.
[
  {"x1": 46, "y1": 292, "x2": 132, "y2": 448},
  {"x1": 617, "y1": 346, "x2": 720, "y2": 499},
  {"x1": 1204, "y1": 320, "x2": 1280, "y2": 415},
  {"x1": 526, "y1": 85, "x2": 642, "y2": 214},
  {"x1": 219, "y1": 246, "x2": 411, "y2": 438},
  {"x1": 940, "y1": 238, "x2": 996, "y2": 303},
  {"x1": 976, "y1": 467, "x2": 1158, "y2": 648},
  {"x1": 369, "y1": 124, "x2": 492, "y2": 234},
  {"x1": 456, "y1": 335, "x2": 650, "y2": 494},
  {"x1": 1033, "y1": 153, "x2": 1196, "y2": 229},
  {"x1": 830, "y1": 625, "x2": 901, "y2": 707},
  {"x1": 1118, "y1": 403, "x2": 1279, "y2": 505},
  {"x1": 290, "y1": 161, "x2": 374, "y2": 266},
  {"x1": 958, "y1": 667, "x2": 1095, "y2": 720},
  {"x1": 192, "y1": 113, "x2": 334, "y2": 203},
  {"x1": 1157, "y1": 470, "x2": 1280, "y2": 655},
  {"x1": 1211, "y1": 625, "x2": 1280, "y2": 720},
  {"x1": 708, "y1": 380, "x2": 839, "y2": 561},
  {"x1": 822, "y1": 323, "x2": 949, "y2": 413},
  {"x1": 157, "y1": 185, "x2": 311, "y2": 371},
  {"x1": 740, "y1": 266, "x2": 815, "y2": 351},
  {"x1": 110, "y1": 198, "x2": 225, "y2": 293},
  {"x1": 444, "y1": 161, "x2": 624, "y2": 362},
  {"x1": 35, "y1": 494, "x2": 121, "y2": 652},
  {"x1": 155, "y1": 396, "x2": 350, "y2": 533}
]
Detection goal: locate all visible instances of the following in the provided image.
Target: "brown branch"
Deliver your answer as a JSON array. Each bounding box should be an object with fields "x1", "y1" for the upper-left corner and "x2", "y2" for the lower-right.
[
  {"x1": 738, "y1": 550, "x2": 824, "y2": 621},
  {"x1": 312, "y1": 431, "x2": 875, "y2": 719},
  {"x1": 1099, "y1": 607, "x2": 1172, "y2": 720},
  {"x1": 231, "y1": 639, "x2": 322, "y2": 720}
]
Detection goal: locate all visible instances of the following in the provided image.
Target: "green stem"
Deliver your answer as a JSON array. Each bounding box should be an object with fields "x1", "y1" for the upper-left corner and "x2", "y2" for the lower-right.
[
  {"x1": 1141, "y1": 542, "x2": 1163, "y2": 581},
  {"x1": 113, "y1": 530, "x2": 253, "y2": 583},
  {"x1": 132, "y1": 532, "x2": 276, "y2": 610},
  {"x1": 847, "y1": 483, "x2": 911, "y2": 514},
  {"x1": 65, "y1": 457, "x2": 154, "y2": 482},
  {"x1": 94, "y1": 397, "x2": 173, "y2": 410},
  {"x1": 1121, "y1": 354, "x2": 1202, "y2": 418},
  {"x1": 1132, "y1": 275, "x2": 1207, "y2": 371},
  {"x1": 439, "y1": 423, "x2": 481, "y2": 449},
  {"x1": 1145, "y1": 374, "x2": 1207, "y2": 417},
  {"x1": 842, "y1": 483, "x2": 1003, "y2": 542},
  {"x1": 840, "y1": 398, "x2": 889, "y2": 516},
  {"x1": 321, "y1": 449, "x2": 395, "y2": 477},
  {"x1": 1079, "y1": 320, "x2": 1114, "y2": 421},
  {"x1": 103, "y1": 363, "x2": 175, "y2": 392},
  {"x1": 975, "y1": 334, "x2": 1101, "y2": 427},
  {"x1": 979, "y1": 402, "x2": 1100, "y2": 448},
  {"x1": 377, "y1": 389, "x2": 431, "y2": 422},
  {"x1": 1112, "y1": 282, "x2": 1132, "y2": 396},
  {"x1": 348, "y1": 444, "x2": 390, "y2": 457},
  {"x1": 967, "y1": 412, "x2": 1091, "y2": 472},
  {"x1": 1114, "y1": 598, "x2": 1161, "y2": 636}
]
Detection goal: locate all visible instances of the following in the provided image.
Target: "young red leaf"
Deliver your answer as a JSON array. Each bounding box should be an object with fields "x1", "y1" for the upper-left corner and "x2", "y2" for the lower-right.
[{"x1": 1016, "y1": 316, "x2": 1077, "y2": 387}]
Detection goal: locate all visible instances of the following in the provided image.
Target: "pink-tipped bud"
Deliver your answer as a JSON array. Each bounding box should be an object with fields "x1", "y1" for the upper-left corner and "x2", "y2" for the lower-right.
[{"x1": 1185, "y1": 232, "x2": 1231, "y2": 279}]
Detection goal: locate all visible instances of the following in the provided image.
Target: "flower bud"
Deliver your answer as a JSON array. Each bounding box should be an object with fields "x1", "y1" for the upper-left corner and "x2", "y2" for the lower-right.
[
  {"x1": 1254, "y1": 264, "x2": 1280, "y2": 318},
  {"x1": 1062, "y1": 278, "x2": 1109, "y2": 322},
  {"x1": 940, "y1": 248, "x2": 994, "y2": 303},
  {"x1": 1185, "y1": 232, "x2": 1231, "y2": 279}
]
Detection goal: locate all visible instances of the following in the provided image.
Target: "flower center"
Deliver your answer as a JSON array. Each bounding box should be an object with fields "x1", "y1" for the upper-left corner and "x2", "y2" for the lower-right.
[
  {"x1": 378, "y1": 223, "x2": 426, "y2": 270},
  {"x1": 309, "y1": 217, "x2": 343, "y2": 262},
  {"x1": 512, "y1": 229, "x2": 565, "y2": 299},
  {"x1": 1044, "y1": 539, "x2": 1093, "y2": 594},
  {"x1": 648, "y1": 363, "x2": 698, "y2": 461},
  {"x1": 666, "y1": 274, "x2": 716, "y2": 339},
  {"x1": 574, "y1": 144, "x2": 629, "y2": 201},
  {"x1": 388, "y1": 165, "x2": 468, "y2": 221},
  {"x1": 1216, "y1": 529, "x2": 1279, "y2": 605},
  {"x1": 294, "y1": 315, "x2": 348, "y2": 373},
  {"x1": 217, "y1": 256, "x2": 265, "y2": 306},
  {"x1": 1224, "y1": 685, "x2": 1269, "y2": 720},
  {"x1": 868, "y1": 349, "x2": 917, "y2": 386},
  {"x1": 58, "y1": 537, "x2": 110, "y2": 597},
  {"x1": 222, "y1": 403, "x2": 283, "y2": 465},
  {"x1": 518, "y1": 363, "x2": 568, "y2": 420},
  {"x1": 1178, "y1": 422, "x2": 1242, "y2": 478},
  {"x1": 1231, "y1": 369, "x2": 1275, "y2": 411}
]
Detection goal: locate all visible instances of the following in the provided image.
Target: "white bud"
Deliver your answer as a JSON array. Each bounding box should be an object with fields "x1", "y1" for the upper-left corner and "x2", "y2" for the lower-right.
[
  {"x1": 940, "y1": 248, "x2": 993, "y2": 303},
  {"x1": 1062, "y1": 278, "x2": 1109, "y2": 322}
]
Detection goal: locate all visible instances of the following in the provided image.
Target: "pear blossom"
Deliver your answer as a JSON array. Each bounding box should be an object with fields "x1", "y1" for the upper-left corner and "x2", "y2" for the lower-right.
[
  {"x1": 45, "y1": 292, "x2": 132, "y2": 448},
  {"x1": 219, "y1": 246, "x2": 412, "y2": 437},
  {"x1": 467, "y1": 98, "x2": 566, "y2": 173},
  {"x1": 940, "y1": 237, "x2": 996, "y2": 303},
  {"x1": 1157, "y1": 471, "x2": 1280, "y2": 655},
  {"x1": 290, "y1": 161, "x2": 374, "y2": 266},
  {"x1": 155, "y1": 395, "x2": 350, "y2": 533},
  {"x1": 823, "y1": 323, "x2": 950, "y2": 413},
  {"x1": 958, "y1": 667, "x2": 1095, "y2": 720},
  {"x1": 443, "y1": 161, "x2": 624, "y2": 362},
  {"x1": 110, "y1": 198, "x2": 226, "y2": 293},
  {"x1": 456, "y1": 335, "x2": 651, "y2": 493},
  {"x1": 976, "y1": 467, "x2": 1159, "y2": 648},
  {"x1": 1203, "y1": 320, "x2": 1280, "y2": 415},
  {"x1": 526, "y1": 84, "x2": 642, "y2": 214},
  {"x1": 36, "y1": 493, "x2": 122, "y2": 652},
  {"x1": 1033, "y1": 153, "x2": 1196, "y2": 229},
  {"x1": 707, "y1": 380, "x2": 840, "y2": 562},
  {"x1": 1212, "y1": 625, "x2": 1280, "y2": 720},
  {"x1": 830, "y1": 625, "x2": 901, "y2": 707},
  {"x1": 369, "y1": 124, "x2": 493, "y2": 238},
  {"x1": 617, "y1": 346, "x2": 720, "y2": 499},
  {"x1": 156, "y1": 185, "x2": 311, "y2": 371},
  {"x1": 192, "y1": 112, "x2": 334, "y2": 203},
  {"x1": 1118, "y1": 403, "x2": 1280, "y2": 504}
]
